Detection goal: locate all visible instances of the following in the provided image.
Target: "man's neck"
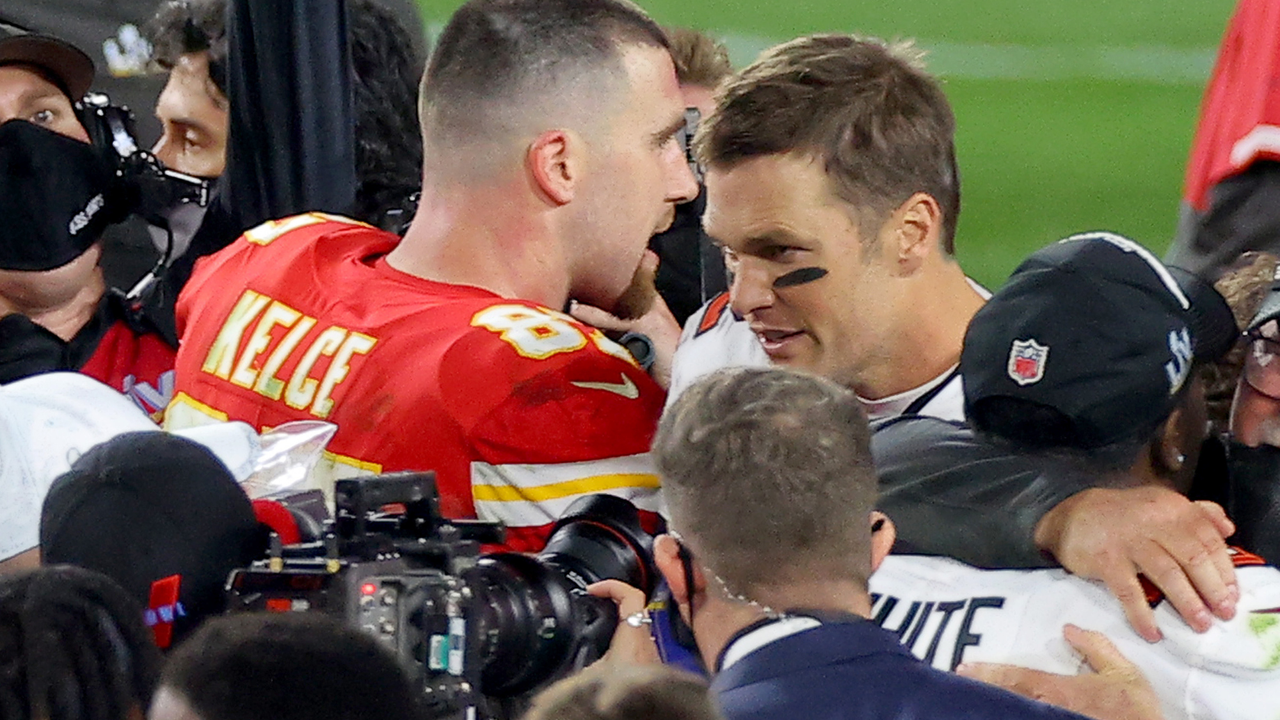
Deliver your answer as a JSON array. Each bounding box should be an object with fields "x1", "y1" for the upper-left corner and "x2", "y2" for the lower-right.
[
  {"x1": 696, "y1": 583, "x2": 873, "y2": 673},
  {"x1": 853, "y1": 266, "x2": 985, "y2": 401},
  {"x1": 387, "y1": 177, "x2": 572, "y2": 309},
  {"x1": 10, "y1": 273, "x2": 105, "y2": 342}
]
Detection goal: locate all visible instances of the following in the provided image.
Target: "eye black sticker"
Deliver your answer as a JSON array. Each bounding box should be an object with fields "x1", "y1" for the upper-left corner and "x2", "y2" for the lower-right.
[{"x1": 773, "y1": 266, "x2": 829, "y2": 288}]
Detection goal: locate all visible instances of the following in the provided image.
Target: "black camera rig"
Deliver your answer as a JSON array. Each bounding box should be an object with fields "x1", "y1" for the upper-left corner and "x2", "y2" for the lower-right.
[{"x1": 225, "y1": 472, "x2": 655, "y2": 720}]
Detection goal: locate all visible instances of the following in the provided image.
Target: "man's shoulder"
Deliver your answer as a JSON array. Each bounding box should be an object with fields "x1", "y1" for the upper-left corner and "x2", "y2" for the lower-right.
[
  {"x1": 187, "y1": 213, "x2": 390, "y2": 288},
  {"x1": 1158, "y1": 550, "x2": 1280, "y2": 676},
  {"x1": 677, "y1": 292, "x2": 761, "y2": 350},
  {"x1": 440, "y1": 302, "x2": 665, "y2": 434},
  {"x1": 669, "y1": 293, "x2": 769, "y2": 404},
  {"x1": 716, "y1": 620, "x2": 1081, "y2": 720}
]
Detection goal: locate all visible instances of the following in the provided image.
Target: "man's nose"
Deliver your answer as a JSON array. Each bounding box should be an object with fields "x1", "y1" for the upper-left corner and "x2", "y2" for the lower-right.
[
  {"x1": 666, "y1": 147, "x2": 699, "y2": 204},
  {"x1": 729, "y1": 258, "x2": 774, "y2": 318}
]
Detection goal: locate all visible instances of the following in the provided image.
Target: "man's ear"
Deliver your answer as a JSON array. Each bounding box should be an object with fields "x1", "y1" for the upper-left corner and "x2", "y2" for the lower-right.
[
  {"x1": 1151, "y1": 406, "x2": 1192, "y2": 480},
  {"x1": 527, "y1": 129, "x2": 577, "y2": 205},
  {"x1": 886, "y1": 192, "x2": 942, "y2": 272},
  {"x1": 655, "y1": 534, "x2": 705, "y2": 606},
  {"x1": 869, "y1": 511, "x2": 896, "y2": 574}
]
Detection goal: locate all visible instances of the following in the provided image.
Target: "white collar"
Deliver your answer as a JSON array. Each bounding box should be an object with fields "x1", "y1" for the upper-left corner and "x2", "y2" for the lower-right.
[
  {"x1": 719, "y1": 616, "x2": 822, "y2": 671},
  {"x1": 857, "y1": 363, "x2": 958, "y2": 422}
]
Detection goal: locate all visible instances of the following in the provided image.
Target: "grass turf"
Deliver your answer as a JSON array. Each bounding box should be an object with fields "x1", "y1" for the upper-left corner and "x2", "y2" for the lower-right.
[{"x1": 414, "y1": 0, "x2": 1236, "y2": 287}]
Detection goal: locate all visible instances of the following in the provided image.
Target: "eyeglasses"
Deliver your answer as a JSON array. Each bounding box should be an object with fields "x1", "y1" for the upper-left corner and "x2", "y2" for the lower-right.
[{"x1": 1242, "y1": 331, "x2": 1280, "y2": 400}]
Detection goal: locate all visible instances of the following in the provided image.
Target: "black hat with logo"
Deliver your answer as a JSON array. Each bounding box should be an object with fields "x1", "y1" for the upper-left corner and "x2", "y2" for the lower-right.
[{"x1": 963, "y1": 231, "x2": 1236, "y2": 455}]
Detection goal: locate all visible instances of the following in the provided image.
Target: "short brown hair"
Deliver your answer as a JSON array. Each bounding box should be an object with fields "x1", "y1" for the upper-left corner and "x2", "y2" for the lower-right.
[
  {"x1": 665, "y1": 27, "x2": 731, "y2": 89},
  {"x1": 420, "y1": 0, "x2": 668, "y2": 151},
  {"x1": 653, "y1": 367, "x2": 877, "y2": 595},
  {"x1": 525, "y1": 664, "x2": 722, "y2": 720},
  {"x1": 697, "y1": 34, "x2": 961, "y2": 253},
  {"x1": 1201, "y1": 251, "x2": 1279, "y2": 433}
]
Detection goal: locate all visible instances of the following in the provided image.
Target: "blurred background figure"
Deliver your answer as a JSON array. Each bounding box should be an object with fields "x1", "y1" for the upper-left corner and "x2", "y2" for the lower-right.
[
  {"x1": 524, "y1": 664, "x2": 724, "y2": 720},
  {"x1": 1199, "y1": 251, "x2": 1280, "y2": 436},
  {"x1": 650, "y1": 26, "x2": 732, "y2": 326},
  {"x1": 0, "y1": 565, "x2": 162, "y2": 720},
  {"x1": 0, "y1": 373, "x2": 160, "y2": 572},
  {"x1": 1165, "y1": 0, "x2": 1280, "y2": 278},
  {"x1": 39, "y1": 431, "x2": 265, "y2": 650},
  {"x1": 148, "y1": 612, "x2": 428, "y2": 720}
]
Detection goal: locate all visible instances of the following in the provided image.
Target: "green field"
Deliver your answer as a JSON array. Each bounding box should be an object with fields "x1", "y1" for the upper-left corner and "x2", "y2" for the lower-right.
[{"x1": 415, "y1": 0, "x2": 1235, "y2": 288}]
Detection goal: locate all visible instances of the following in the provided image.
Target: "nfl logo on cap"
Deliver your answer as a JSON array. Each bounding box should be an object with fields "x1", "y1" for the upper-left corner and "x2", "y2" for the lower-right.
[{"x1": 1007, "y1": 339, "x2": 1048, "y2": 386}]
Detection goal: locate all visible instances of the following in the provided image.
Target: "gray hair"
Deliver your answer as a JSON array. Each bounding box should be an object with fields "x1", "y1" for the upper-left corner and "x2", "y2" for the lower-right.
[{"x1": 653, "y1": 367, "x2": 878, "y2": 594}]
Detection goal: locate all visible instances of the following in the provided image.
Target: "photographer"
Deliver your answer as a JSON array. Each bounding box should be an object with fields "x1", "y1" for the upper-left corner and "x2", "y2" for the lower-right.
[
  {"x1": 0, "y1": 26, "x2": 175, "y2": 411},
  {"x1": 602, "y1": 367, "x2": 1103, "y2": 720}
]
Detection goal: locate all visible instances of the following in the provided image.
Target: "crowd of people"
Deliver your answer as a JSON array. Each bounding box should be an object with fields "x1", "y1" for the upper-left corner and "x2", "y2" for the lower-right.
[{"x1": 2, "y1": 0, "x2": 1279, "y2": 719}]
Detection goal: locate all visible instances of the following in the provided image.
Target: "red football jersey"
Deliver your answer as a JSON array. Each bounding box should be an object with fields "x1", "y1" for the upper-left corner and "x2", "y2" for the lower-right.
[
  {"x1": 1183, "y1": 0, "x2": 1280, "y2": 211},
  {"x1": 166, "y1": 213, "x2": 665, "y2": 551},
  {"x1": 79, "y1": 318, "x2": 177, "y2": 421}
]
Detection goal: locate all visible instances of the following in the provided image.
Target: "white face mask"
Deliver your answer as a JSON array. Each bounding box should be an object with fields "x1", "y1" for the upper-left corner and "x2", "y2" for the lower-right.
[{"x1": 145, "y1": 200, "x2": 209, "y2": 260}]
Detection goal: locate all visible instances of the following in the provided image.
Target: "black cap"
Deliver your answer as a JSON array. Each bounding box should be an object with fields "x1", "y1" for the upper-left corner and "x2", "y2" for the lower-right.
[
  {"x1": 963, "y1": 231, "x2": 1236, "y2": 454},
  {"x1": 0, "y1": 22, "x2": 94, "y2": 100},
  {"x1": 39, "y1": 432, "x2": 264, "y2": 648}
]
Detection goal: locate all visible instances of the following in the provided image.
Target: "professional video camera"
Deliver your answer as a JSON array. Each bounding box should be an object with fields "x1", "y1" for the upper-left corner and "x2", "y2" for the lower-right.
[
  {"x1": 77, "y1": 92, "x2": 213, "y2": 221},
  {"x1": 75, "y1": 92, "x2": 212, "y2": 307},
  {"x1": 225, "y1": 472, "x2": 656, "y2": 720}
]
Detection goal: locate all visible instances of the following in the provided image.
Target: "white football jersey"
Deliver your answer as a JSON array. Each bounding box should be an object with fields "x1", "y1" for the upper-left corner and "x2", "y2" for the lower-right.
[
  {"x1": 666, "y1": 293, "x2": 769, "y2": 408},
  {"x1": 869, "y1": 552, "x2": 1280, "y2": 720}
]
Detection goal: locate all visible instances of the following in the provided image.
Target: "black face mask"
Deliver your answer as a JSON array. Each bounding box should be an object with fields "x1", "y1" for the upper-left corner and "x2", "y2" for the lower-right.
[{"x1": 0, "y1": 119, "x2": 128, "y2": 271}]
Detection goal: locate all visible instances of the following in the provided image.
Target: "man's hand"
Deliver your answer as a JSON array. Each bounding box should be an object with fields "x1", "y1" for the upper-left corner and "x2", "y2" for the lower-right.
[
  {"x1": 1034, "y1": 486, "x2": 1237, "y2": 641},
  {"x1": 957, "y1": 624, "x2": 1163, "y2": 720},
  {"x1": 587, "y1": 579, "x2": 661, "y2": 666},
  {"x1": 569, "y1": 295, "x2": 681, "y2": 390}
]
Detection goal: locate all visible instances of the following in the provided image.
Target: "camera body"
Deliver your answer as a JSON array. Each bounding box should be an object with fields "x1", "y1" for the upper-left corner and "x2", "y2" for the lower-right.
[
  {"x1": 225, "y1": 472, "x2": 654, "y2": 720},
  {"x1": 76, "y1": 92, "x2": 212, "y2": 224}
]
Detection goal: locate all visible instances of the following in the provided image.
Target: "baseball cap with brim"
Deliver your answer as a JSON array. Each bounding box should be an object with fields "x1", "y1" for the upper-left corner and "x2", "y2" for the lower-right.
[
  {"x1": 0, "y1": 24, "x2": 95, "y2": 100},
  {"x1": 962, "y1": 231, "x2": 1236, "y2": 459},
  {"x1": 0, "y1": 373, "x2": 261, "y2": 562},
  {"x1": 39, "y1": 432, "x2": 265, "y2": 648}
]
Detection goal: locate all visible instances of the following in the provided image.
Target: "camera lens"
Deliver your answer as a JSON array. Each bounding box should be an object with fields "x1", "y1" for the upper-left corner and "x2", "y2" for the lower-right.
[{"x1": 461, "y1": 495, "x2": 655, "y2": 697}]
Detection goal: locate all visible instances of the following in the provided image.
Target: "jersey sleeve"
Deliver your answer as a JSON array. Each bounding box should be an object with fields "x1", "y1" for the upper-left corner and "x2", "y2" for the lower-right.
[
  {"x1": 666, "y1": 292, "x2": 769, "y2": 409},
  {"x1": 871, "y1": 416, "x2": 1095, "y2": 568},
  {"x1": 438, "y1": 304, "x2": 666, "y2": 551}
]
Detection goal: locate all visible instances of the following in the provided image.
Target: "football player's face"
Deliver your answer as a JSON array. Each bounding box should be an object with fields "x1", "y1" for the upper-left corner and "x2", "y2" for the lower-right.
[
  {"x1": 0, "y1": 64, "x2": 88, "y2": 142},
  {"x1": 152, "y1": 51, "x2": 228, "y2": 178},
  {"x1": 704, "y1": 153, "x2": 901, "y2": 389},
  {"x1": 575, "y1": 44, "x2": 697, "y2": 312}
]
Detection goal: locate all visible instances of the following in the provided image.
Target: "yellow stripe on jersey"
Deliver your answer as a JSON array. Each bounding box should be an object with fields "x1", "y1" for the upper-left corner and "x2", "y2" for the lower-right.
[
  {"x1": 164, "y1": 391, "x2": 229, "y2": 427},
  {"x1": 472, "y1": 473, "x2": 659, "y2": 503},
  {"x1": 471, "y1": 454, "x2": 662, "y2": 528}
]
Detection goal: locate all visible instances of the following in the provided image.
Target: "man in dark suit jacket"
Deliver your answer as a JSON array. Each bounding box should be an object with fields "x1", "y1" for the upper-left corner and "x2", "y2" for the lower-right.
[{"x1": 621, "y1": 367, "x2": 1160, "y2": 720}]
